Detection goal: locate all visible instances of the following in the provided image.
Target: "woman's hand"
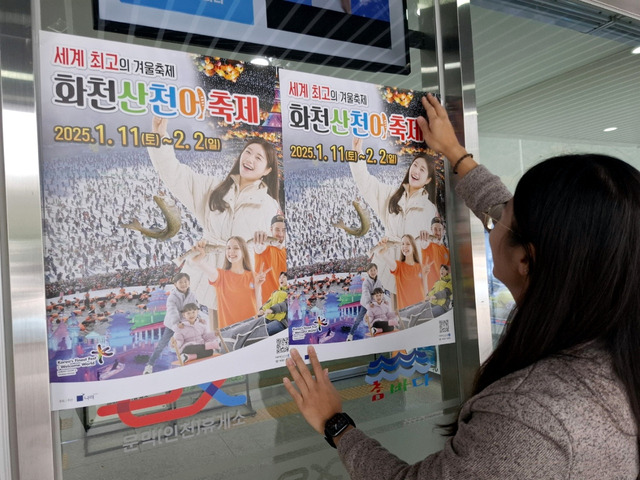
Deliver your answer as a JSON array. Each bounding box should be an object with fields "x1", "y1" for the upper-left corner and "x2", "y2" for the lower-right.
[
  {"x1": 283, "y1": 346, "x2": 343, "y2": 435},
  {"x1": 255, "y1": 264, "x2": 271, "y2": 286},
  {"x1": 152, "y1": 116, "x2": 168, "y2": 138},
  {"x1": 422, "y1": 262, "x2": 431, "y2": 275},
  {"x1": 190, "y1": 240, "x2": 208, "y2": 263},
  {"x1": 352, "y1": 137, "x2": 363, "y2": 155},
  {"x1": 418, "y1": 94, "x2": 467, "y2": 162}
]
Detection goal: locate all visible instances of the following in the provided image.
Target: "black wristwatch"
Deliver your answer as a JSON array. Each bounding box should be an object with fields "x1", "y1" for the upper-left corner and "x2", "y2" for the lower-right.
[{"x1": 324, "y1": 412, "x2": 355, "y2": 448}]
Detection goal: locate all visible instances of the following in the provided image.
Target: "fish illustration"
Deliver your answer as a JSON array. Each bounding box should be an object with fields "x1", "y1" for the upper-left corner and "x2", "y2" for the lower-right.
[
  {"x1": 173, "y1": 236, "x2": 281, "y2": 265},
  {"x1": 332, "y1": 200, "x2": 371, "y2": 237},
  {"x1": 121, "y1": 195, "x2": 181, "y2": 240}
]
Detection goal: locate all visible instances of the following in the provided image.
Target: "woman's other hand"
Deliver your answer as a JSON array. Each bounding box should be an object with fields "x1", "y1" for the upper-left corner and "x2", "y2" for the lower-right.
[
  {"x1": 255, "y1": 264, "x2": 270, "y2": 286},
  {"x1": 352, "y1": 137, "x2": 363, "y2": 155},
  {"x1": 283, "y1": 346, "x2": 342, "y2": 435},
  {"x1": 152, "y1": 116, "x2": 168, "y2": 138}
]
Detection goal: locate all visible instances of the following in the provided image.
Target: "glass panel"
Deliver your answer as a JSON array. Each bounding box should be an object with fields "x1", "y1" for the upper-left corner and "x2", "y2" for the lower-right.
[
  {"x1": 470, "y1": 1, "x2": 640, "y2": 339},
  {"x1": 35, "y1": 1, "x2": 467, "y2": 478}
]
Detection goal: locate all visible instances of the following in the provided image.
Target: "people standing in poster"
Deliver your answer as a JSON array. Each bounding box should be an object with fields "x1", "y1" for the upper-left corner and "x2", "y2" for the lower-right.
[
  {"x1": 189, "y1": 237, "x2": 267, "y2": 329},
  {"x1": 147, "y1": 117, "x2": 281, "y2": 331},
  {"x1": 254, "y1": 214, "x2": 287, "y2": 304},
  {"x1": 172, "y1": 303, "x2": 222, "y2": 364},
  {"x1": 426, "y1": 264, "x2": 453, "y2": 317},
  {"x1": 346, "y1": 263, "x2": 385, "y2": 341},
  {"x1": 420, "y1": 217, "x2": 450, "y2": 291},
  {"x1": 258, "y1": 271, "x2": 289, "y2": 336},
  {"x1": 379, "y1": 234, "x2": 427, "y2": 310},
  {"x1": 368, "y1": 287, "x2": 399, "y2": 336},
  {"x1": 143, "y1": 272, "x2": 201, "y2": 374},
  {"x1": 349, "y1": 137, "x2": 438, "y2": 298}
]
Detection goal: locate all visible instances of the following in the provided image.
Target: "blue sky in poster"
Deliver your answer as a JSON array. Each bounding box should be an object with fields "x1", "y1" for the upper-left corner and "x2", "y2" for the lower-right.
[
  {"x1": 119, "y1": 0, "x2": 255, "y2": 25},
  {"x1": 284, "y1": 0, "x2": 390, "y2": 22}
]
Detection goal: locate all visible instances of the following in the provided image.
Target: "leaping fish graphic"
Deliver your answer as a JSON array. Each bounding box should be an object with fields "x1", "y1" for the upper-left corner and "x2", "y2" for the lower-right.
[
  {"x1": 121, "y1": 196, "x2": 181, "y2": 240},
  {"x1": 332, "y1": 200, "x2": 370, "y2": 237}
]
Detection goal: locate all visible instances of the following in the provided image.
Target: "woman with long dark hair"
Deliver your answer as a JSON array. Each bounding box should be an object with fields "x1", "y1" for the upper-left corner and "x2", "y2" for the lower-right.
[
  {"x1": 148, "y1": 117, "x2": 280, "y2": 330},
  {"x1": 283, "y1": 94, "x2": 639, "y2": 478}
]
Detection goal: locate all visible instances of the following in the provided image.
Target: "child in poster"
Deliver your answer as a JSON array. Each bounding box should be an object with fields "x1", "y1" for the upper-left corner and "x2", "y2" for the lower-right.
[
  {"x1": 144, "y1": 272, "x2": 201, "y2": 374},
  {"x1": 368, "y1": 287, "x2": 399, "y2": 335},
  {"x1": 258, "y1": 271, "x2": 290, "y2": 336},
  {"x1": 172, "y1": 303, "x2": 222, "y2": 364},
  {"x1": 345, "y1": 263, "x2": 385, "y2": 341}
]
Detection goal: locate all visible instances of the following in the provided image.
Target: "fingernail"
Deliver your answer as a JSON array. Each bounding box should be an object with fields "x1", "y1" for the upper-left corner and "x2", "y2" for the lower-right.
[{"x1": 308, "y1": 345, "x2": 315, "y2": 353}]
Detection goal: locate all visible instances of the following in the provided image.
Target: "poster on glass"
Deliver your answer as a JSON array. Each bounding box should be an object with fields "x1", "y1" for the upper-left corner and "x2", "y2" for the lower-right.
[
  {"x1": 41, "y1": 30, "x2": 288, "y2": 409},
  {"x1": 279, "y1": 69, "x2": 455, "y2": 359}
]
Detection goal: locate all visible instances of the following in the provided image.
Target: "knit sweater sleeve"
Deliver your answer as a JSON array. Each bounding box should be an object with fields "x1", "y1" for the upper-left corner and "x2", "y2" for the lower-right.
[
  {"x1": 454, "y1": 165, "x2": 512, "y2": 221},
  {"x1": 337, "y1": 390, "x2": 571, "y2": 480}
]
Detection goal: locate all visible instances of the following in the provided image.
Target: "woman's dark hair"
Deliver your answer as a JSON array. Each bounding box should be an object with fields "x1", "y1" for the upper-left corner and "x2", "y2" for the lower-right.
[
  {"x1": 208, "y1": 138, "x2": 279, "y2": 212},
  {"x1": 400, "y1": 234, "x2": 420, "y2": 264},
  {"x1": 470, "y1": 154, "x2": 640, "y2": 440},
  {"x1": 388, "y1": 155, "x2": 436, "y2": 215}
]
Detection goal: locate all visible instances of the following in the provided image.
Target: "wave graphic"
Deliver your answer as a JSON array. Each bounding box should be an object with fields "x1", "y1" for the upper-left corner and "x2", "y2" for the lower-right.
[
  {"x1": 366, "y1": 351, "x2": 432, "y2": 375},
  {"x1": 365, "y1": 363, "x2": 432, "y2": 383}
]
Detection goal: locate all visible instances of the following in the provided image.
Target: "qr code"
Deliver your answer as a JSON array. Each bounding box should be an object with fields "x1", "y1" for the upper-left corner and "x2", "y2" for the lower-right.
[
  {"x1": 439, "y1": 319, "x2": 449, "y2": 333},
  {"x1": 276, "y1": 337, "x2": 289, "y2": 354}
]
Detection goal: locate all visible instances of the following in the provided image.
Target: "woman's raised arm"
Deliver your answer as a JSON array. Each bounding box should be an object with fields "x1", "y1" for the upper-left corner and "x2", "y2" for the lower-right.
[{"x1": 418, "y1": 94, "x2": 477, "y2": 177}]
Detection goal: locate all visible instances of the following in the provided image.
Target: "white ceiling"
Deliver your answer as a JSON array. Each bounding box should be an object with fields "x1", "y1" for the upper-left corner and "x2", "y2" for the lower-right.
[{"x1": 470, "y1": 3, "x2": 640, "y2": 145}]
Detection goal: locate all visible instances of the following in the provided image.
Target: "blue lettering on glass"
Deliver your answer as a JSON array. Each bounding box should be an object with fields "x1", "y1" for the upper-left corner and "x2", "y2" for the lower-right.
[{"x1": 119, "y1": 0, "x2": 255, "y2": 26}]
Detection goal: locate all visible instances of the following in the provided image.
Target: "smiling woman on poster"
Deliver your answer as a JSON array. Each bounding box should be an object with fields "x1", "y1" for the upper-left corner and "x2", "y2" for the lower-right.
[
  {"x1": 147, "y1": 117, "x2": 281, "y2": 330},
  {"x1": 348, "y1": 137, "x2": 438, "y2": 297}
]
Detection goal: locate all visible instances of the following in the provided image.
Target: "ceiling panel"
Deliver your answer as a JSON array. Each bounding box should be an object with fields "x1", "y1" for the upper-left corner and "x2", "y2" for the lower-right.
[{"x1": 471, "y1": 3, "x2": 640, "y2": 145}]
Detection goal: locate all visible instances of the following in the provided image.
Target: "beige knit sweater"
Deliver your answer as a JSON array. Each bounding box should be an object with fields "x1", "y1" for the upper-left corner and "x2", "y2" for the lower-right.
[{"x1": 339, "y1": 342, "x2": 638, "y2": 479}]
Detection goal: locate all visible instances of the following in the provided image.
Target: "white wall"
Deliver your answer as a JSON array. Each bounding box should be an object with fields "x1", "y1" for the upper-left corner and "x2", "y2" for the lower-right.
[{"x1": 478, "y1": 135, "x2": 640, "y2": 191}]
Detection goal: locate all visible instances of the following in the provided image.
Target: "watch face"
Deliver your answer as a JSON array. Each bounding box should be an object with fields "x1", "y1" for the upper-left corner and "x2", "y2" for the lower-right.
[{"x1": 325, "y1": 412, "x2": 354, "y2": 437}]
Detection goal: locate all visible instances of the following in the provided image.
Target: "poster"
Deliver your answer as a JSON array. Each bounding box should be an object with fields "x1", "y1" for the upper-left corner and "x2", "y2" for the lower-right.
[
  {"x1": 40, "y1": 30, "x2": 290, "y2": 409},
  {"x1": 279, "y1": 69, "x2": 455, "y2": 357},
  {"x1": 40, "y1": 31, "x2": 453, "y2": 410}
]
